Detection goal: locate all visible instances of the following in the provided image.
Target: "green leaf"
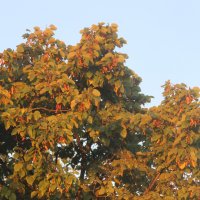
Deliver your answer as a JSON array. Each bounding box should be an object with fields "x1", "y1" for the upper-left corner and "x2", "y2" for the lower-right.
[
  {"x1": 9, "y1": 193, "x2": 16, "y2": 200},
  {"x1": 102, "y1": 137, "x2": 110, "y2": 146}
]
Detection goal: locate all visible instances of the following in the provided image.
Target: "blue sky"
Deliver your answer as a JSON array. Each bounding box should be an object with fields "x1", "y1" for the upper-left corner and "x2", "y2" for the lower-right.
[{"x1": 1, "y1": 0, "x2": 199, "y2": 106}]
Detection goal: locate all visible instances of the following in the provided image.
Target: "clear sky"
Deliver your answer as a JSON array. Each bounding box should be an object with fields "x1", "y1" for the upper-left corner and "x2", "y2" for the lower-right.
[{"x1": 1, "y1": 0, "x2": 199, "y2": 106}]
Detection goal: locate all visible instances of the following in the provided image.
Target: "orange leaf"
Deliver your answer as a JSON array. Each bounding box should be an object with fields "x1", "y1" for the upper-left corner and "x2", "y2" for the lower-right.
[
  {"x1": 33, "y1": 155, "x2": 37, "y2": 163},
  {"x1": 58, "y1": 137, "x2": 66, "y2": 144},
  {"x1": 177, "y1": 161, "x2": 187, "y2": 170},
  {"x1": 10, "y1": 86, "x2": 14, "y2": 95},
  {"x1": 56, "y1": 104, "x2": 62, "y2": 112},
  {"x1": 186, "y1": 95, "x2": 193, "y2": 104}
]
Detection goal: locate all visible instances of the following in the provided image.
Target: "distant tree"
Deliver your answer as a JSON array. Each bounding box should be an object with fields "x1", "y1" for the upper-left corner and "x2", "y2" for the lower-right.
[{"x1": 0, "y1": 23, "x2": 199, "y2": 200}]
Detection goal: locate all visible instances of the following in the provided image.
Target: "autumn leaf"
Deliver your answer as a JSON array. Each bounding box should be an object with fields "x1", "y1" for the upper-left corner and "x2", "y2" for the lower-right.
[
  {"x1": 26, "y1": 175, "x2": 35, "y2": 186},
  {"x1": 17, "y1": 45, "x2": 24, "y2": 53},
  {"x1": 68, "y1": 52, "x2": 76, "y2": 59},
  {"x1": 190, "y1": 149, "x2": 197, "y2": 167},
  {"x1": 120, "y1": 129, "x2": 127, "y2": 138},
  {"x1": 177, "y1": 161, "x2": 187, "y2": 170},
  {"x1": 70, "y1": 99, "x2": 77, "y2": 109},
  {"x1": 92, "y1": 89, "x2": 101, "y2": 96},
  {"x1": 33, "y1": 111, "x2": 41, "y2": 120},
  {"x1": 14, "y1": 163, "x2": 23, "y2": 172}
]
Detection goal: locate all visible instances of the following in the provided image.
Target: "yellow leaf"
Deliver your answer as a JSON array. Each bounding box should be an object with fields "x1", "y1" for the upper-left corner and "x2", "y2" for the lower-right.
[
  {"x1": 70, "y1": 100, "x2": 78, "y2": 110},
  {"x1": 190, "y1": 149, "x2": 197, "y2": 167},
  {"x1": 0, "y1": 87, "x2": 11, "y2": 98},
  {"x1": 21, "y1": 108, "x2": 26, "y2": 114},
  {"x1": 26, "y1": 175, "x2": 35, "y2": 185},
  {"x1": 191, "y1": 160, "x2": 197, "y2": 168},
  {"x1": 27, "y1": 126, "x2": 32, "y2": 136},
  {"x1": 114, "y1": 80, "x2": 121, "y2": 93},
  {"x1": 140, "y1": 115, "x2": 152, "y2": 126},
  {"x1": 68, "y1": 52, "x2": 76, "y2": 59},
  {"x1": 111, "y1": 23, "x2": 118, "y2": 31},
  {"x1": 89, "y1": 130, "x2": 96, "y2": 138},
  {"x1": 95, "y1": 35, "x2": 104, "y2": 43},
  {"x1": 91, "y1": 24, "x2": 99, "y2": 31},
  {"x1": 33, "y1": 111, "x2": 41, "y2": 121},
  {"x1": 14, "y1": 163, "x2": 23, "y2": 172},
  {"x1": 49, "y1": 24, "x2": 57, "y2": 30},
  {"x1": 31, "y1": 191, "x2": 38, "y2": 198},
  {"x1": 92, "y1": 89, "x2": 101, "y2": 97},
  {"x1": 17, "y1": 45, "x2": 24, "y2": 53},
  {"x1": 34, "y1": 26, "x2": 40, "y2": 31},
  {"x1": 96, "y1": 187, "x2": 105, "y2": 196},
  {"x1": 88, "y1": 116, "x2": 93, "y2": 124},
  {"x1": 118, "y1": 55, "x2": 125, "y2": 63},
  {"x1": 120, "y1": 129, "x2": 127, "y2": 138},
  {"x1": 84, "y1": 101, "x2": 91, "y2": 109},
  {"x1": 89, "y1": 130, "x2": 99, "y2": 141},
  {"x1": 105, "y1": 52, "x2": 113, "y2": 58}
]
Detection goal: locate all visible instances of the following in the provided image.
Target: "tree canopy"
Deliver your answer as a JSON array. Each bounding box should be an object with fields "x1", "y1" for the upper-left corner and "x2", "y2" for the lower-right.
[{"x1": 0, "y1": 23, "x2": 199, "y2": 200}]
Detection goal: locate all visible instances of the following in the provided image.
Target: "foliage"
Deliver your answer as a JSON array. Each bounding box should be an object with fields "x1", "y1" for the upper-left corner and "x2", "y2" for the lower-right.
[
  {"x1": 137, "y1": 82, "x2": 200, "y2": 199},
  {"x1": 0, "y1": 23, "x2": 199, "y2": 199}
]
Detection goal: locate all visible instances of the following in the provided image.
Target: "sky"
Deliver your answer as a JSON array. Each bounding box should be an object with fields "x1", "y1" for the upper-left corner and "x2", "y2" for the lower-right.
[{"x1": 0, "y1": 0, "x2": 199, "y2": 106}]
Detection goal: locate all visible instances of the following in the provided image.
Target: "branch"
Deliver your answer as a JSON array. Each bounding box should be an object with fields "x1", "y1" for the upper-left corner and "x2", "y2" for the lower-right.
[
  {"x1": 30, "y1": 107, "x2": 70, "y2": 113},
  {"x1": 73, "y1": 132, "x2": 87, "y2": 180},
  {"x1": 144, "y1": 172, "x2": 161, "y2": 195}
]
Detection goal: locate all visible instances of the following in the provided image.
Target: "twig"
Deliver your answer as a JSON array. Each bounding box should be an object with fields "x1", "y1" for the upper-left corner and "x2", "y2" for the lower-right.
[{"x1": 144, "y1": 172, "x2": 161, "y2": 194}]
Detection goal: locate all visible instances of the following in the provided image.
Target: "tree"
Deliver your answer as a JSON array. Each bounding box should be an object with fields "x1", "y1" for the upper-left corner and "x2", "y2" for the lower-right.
[
  {"x1": 137, "y1": 82, "x2": 200, "y2": 199},
  {"x1": 0, "y1": 23, "x2": 199, "y2": 200}
]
